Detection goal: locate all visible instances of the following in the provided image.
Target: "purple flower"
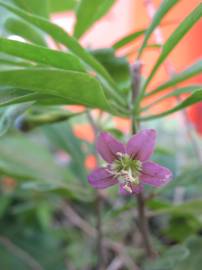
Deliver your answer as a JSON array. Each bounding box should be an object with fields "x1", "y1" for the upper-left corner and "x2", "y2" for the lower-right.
[{"x1": 88, "y1": 129, "x2": 172, "y2": 195}]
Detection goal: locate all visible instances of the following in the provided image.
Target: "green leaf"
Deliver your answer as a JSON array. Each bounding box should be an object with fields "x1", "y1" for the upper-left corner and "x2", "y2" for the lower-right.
[
  {"x1": 43, "y1": 122, "x2": 87, "y2": 183},
  {"x1": 142, "y1": 85, "x2": 202, "y2": 111},
  {"x1": 0, "y1": 87, "x2": 38, "y2": 106},
  {"x1": 5, "y1": 18, "x2": 47, "y2": 46},
  {"x1": 147, "y1": 60, "x2": 202, "y2": 97},
  {"x1": 16, "y1": 107, "x2": 83, "y2": 131},
  {"x1": 165, "y1": 165, "x2": 202, "y2": 193},
  {"x1": 0, "y1": 134, "x2": 67, "y2": 182},
  {"x1": 0, "y1": 68, "x2": 112, "y2": 111},
  {"x1": 0, "y1": 1, "x2": 125, "y2": 107},
  {"x1": 0, "y1": 38, "x2": 85, "y2": 72},
  {"x1": 150, "y1": 199, "x2": 202, "y2": 216},
  {"x1": 175, "y1": 237, "x2": 202, "y2": 270},
  {"x1": 0, "y1": 53, "x2": 33, "y2": 68},
  {"x1": 143, "y1": 3, "x2": 202, "y2": 92},
  {"x1": 48, "y1": 0, "x2": 77, "y2": 13},
  {"x1": 138, "y1": 0, "x2": 179, "y2": 58},
  {"x1": 91, "y1": 48, "x2": 132, "y2": 93},
  {"x1": 112, "y1": 29, "x2": 145, "y2": 50},
  {"x1": 12, "y1": 0, "x2": 49, "y2": 18},
  {"x1": 140, "y1": 89, "x2": 202, "y2": 120},
  {"x1": 74, "y1": 0, "x2": 115, "y2": 39},
  {"x1": 0, "y1": 133, "x2": 92, "y2": 201},
  {"x1": 144, "y1": 244, "x2": 189, "y2": 270}
]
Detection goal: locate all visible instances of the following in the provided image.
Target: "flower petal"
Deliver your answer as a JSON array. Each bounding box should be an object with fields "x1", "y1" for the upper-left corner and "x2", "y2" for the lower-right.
[
  {"x1": 88, "y1": 167, "x2": 118, "y2": 189},
  {"x1": 96, "y1": 132, "x2": 125, "y2": 163},
  {"x1": 119, "y1": 183, "x2": 143, "y2": 195},
  {"x1": 140, "y1": 161, "x2": 172, "y2": 187},
  {"x1": 126, "y1": 129, "x2": 156, "y2": 161}
]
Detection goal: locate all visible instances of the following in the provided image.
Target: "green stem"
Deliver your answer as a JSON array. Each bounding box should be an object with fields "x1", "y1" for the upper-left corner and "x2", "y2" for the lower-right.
[{"x1": 131, "y1": 63, "x2": 155, "y2": 259}]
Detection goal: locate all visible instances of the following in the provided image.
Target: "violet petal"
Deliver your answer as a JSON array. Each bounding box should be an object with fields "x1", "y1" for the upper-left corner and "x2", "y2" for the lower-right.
[
  {"x1": 96, "y1": 132, "x2": 125, "y2": 163},
  {"x1": 140, "y1": 161, "x2": 172, "y2": 187},
  {"x1": 88, "y1": 167, "x2": 118, "y2": 189},
  {"x1": 126, "y1": 129, "x2": 156, "y2": 161}
]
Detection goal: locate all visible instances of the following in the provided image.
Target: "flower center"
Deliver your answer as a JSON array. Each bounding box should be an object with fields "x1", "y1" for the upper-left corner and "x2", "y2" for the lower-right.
[{"x1": 109, "y1": 153, "x2": 142, "y2": 193}]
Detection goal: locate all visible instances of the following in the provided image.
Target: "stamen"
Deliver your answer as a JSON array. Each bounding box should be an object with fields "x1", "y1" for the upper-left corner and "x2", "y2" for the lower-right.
[{"x1": 110, "y1": 154, "x2": 142, "y2": 193}]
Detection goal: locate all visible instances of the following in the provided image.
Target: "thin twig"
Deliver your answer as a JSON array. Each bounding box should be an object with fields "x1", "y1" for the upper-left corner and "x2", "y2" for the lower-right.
[
  {"x1": 0, "y1": 236, "x2": 44, "y2": 270},
  {"x1": 63, "y1": 203, "x2": 139, "y2": 269}
]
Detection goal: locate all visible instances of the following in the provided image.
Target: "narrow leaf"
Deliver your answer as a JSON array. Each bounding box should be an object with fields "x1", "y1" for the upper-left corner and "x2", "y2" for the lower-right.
[
  {"x1": 0, "y1": 38, "x2": 85, "y2": 72},
  {"x1": 5, "y1": 18, "x2": 47, "y2": 46},
  {"x1": 138, "y1": 0, "x2": 179, "y2": 57},
  {"x1": 142, "y1": 85, "x2": 202, "y2": 111},
  {"x1": 140, "y1": 89, "x2": 202, "y2": 120},
  {"x1": 74, "y1": 0, "x2": 115, "y2": 39},
  {"x1": 0, "y1": 68, "x2": 112, "y2": 111},
  {"x1": 112, "y1": 29, "x2": 145, "y2": 50},
  {"x1": 147, "y1": 60, "x2": 202, "y2": 97},
  {"x1": 16, "y1": 107, "x2": 83, "y2": 131},
  {"x1": 13, "y1": 0, "x2": 49, "y2": 18},
  {"x1": 48, "y1": 0, "x2": 77, "y2": 13},
  {"x1": 143, "y1": 4, "x2": 202, "y2": 92}
]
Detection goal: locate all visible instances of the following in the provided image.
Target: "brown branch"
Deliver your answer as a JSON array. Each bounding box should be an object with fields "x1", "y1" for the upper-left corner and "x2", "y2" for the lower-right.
[
  {"x1": 136, "y1": 193, "x2": 156, "y2": 258},
  {"x1": 0, "y1": 236, "x2": 44, "y2": 270},
  {"x1": 63, "y1": 203, "x2": 139, "y2": 269},
  {"x1": 86, "y1": 110, "x2": 105, "y2": 269}
]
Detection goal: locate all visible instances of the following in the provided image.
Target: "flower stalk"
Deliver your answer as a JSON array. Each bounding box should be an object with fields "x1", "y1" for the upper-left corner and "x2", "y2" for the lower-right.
[{"x1": 131, "y1": 62, "x2": 155, "y2": 259}]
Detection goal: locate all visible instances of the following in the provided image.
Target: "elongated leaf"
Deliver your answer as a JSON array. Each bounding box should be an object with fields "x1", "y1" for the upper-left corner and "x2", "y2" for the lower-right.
[
  {"x1": 147, "y1": 60, "x2": 202, "y2": 96},
  {"x1": 112, "y1": 29, "x2": 145, "y2": 50},
  {"x1": 0, "y1": 68, "x2": 112, "y2": 111},
  {"x1": 0, "y1": 134, "x2": 92, "y2": 200},
  {"x1": 16, "y1": 107, "x2": 82, "y2": 131},
  {"x1": 140, "y1": 89, "x2": 202, "y2": 120},
  {"x1": 0, "y1": 87, "x2": 39, "y2": 106},
  {"x1": 143, "y1": 4, "x2": 202, "y2": 92},
  {"x1": 142, "y1": 85, "x2": 202, "y2": 111},
  {"x1": 0, "y1": 38, "x2": 85, "y2": 72},
  {"x1": 0, "y1": 89, "x2": 68, "y2": 107},
  {"x1": 151, "y1": 199, "x2": 202, "y2": 216},
  {"x1": 74, "y1": 0, "x2": 115, "y2": 39},
  {"x1": 48, "y1": 0, "x2": 77, "y2": 13},
  {"x1": 0, "y1": 1, "x2": 125, "y2": 107},
  {"x1": 0, "y1": 134, "x2": 67, "y2": 182},
  {"x1": 5, "y1": 18, "x2": 47, "y2": 46},
  {"x1": 138, "y1": 0, "x2": 179, "y2": 57},
  {"x1": 0, "y1": 53, "x2": 33, "y2": 68},
  {"x1": 13, "y1": 0, "x2": 49, "y2": 18}
]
